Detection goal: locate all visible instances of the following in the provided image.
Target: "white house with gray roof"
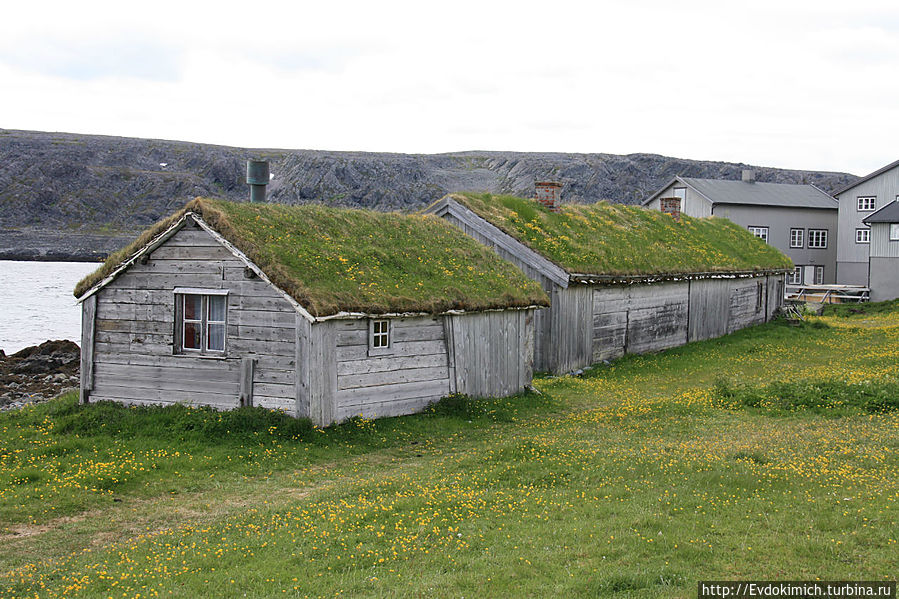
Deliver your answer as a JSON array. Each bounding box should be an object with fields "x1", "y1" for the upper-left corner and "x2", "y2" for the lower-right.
[
  {"x1": 833, "y1": 159, "x2": 899, "y2": 287},
  {"x1": 643, "y1": 171, "x2": 838, "y2": 285}
]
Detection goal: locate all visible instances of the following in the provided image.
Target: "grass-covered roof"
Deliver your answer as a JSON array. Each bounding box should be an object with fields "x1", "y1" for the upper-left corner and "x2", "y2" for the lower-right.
[
  {"x1": 449, "y1": 193, "x2": 793, "y2": 276},
  {"x1": 74, "y1": 198, "x2": 549, "y2": 317}
]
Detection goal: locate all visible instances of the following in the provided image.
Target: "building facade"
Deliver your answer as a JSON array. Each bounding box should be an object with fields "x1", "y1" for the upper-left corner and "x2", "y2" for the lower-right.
[
  {"x1": 861, "y1": 201, "x2": 899, "y2": 301},
  {"x1": 643, "y1": 173, "x2": 838, "y2": 285},
  {"x1": 833, "y1": 159, "x2": 899, "y2": 286}
]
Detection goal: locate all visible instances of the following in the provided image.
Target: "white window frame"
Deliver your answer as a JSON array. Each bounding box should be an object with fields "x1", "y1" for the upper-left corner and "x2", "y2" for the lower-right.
[
  {"x1": 368, "y1": 319, "x2": 392, "y2": 355},
  {"x1": 856, "y1": 228, "x2": 870, "y2": 244},
  {"x1": 788, "y1": 266, "x2": 803, "y2": 285},
  {"x1": 808, "y1": 229, "x2": 828, "y2": 249},
  {"x1": 747, "y1": 226, "x2": 769, "y2": 243},
  {"x1": 857, "y1": 196, "x2": 876, "y2": 211},
  {"x1": 891, "y1": 224, "x2": 899, "y2": 241},
  {"x1": 174, "y1": 288, "x2": 229, "y2": 356},
  {"x1": 789, "y1": 228, "x2": 804, "y2": 248},
  {"x1": 814, "y1": 266, "x2": 824, "y2": 285},
  {"x1": 672, "y1": 187, "x2": 687, "y2": 201}
]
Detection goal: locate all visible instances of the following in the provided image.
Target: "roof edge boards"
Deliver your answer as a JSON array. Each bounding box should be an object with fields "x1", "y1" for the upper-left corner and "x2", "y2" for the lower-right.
[
  {"x1": 568, "y1": 268, "x2": 791, "y2": 286},
  {"x1": 315, "y1": 303, "x2": 545, "y2": 322}
]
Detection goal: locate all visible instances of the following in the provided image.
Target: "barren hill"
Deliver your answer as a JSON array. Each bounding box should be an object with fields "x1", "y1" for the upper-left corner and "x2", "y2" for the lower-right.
[{"x1": 0, "y1": 129, "x2": 856, "y2": 260}]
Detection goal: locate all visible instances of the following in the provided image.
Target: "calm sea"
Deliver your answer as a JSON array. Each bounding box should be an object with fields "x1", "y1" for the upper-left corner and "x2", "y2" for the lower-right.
[{"x1": 0, "y1": 260, "x2": 100, "y2": 354}]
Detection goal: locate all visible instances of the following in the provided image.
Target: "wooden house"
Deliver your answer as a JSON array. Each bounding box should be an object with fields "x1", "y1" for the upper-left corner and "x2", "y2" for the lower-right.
[
  {"x1": 74, "y1": 198, "x2": 548, "y2": 425},
  {"x1": 426, "y1": 193, "x2": 793, "y2": 374}
]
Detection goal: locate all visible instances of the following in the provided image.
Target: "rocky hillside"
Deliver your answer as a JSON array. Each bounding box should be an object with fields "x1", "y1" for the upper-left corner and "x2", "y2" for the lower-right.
[{"x1": 0, "y1": 128, "x2": 857, "y2": 260}]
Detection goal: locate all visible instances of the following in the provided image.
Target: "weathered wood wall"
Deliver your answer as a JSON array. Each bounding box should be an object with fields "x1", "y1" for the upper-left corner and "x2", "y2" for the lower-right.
[
  {"x1": 324, "y1": 309, "x2": 535, "y2": 424},
  {"x1": 545, "y1": 275, "x2": 781, "y2": 373},
  {"x1": 332, "y1": 316, "x2": 451, "y2": 422},
  {"x1": 593, "y1": 282, "x2": 690, "y2": 362},
  {"x1": 88, "y1": 225, "x2": 299, "y2": 414},
  {"x1": 445, "y1": 309, "x2": 534, "y2": 398},
  {"x1": 545, "y1": 286, "x2": 593, "y2": 373}
]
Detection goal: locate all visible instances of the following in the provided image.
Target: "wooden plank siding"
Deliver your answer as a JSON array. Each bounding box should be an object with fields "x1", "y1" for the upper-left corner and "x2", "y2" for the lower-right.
[
  {"x1": 446, "y1": 309, "x2": 534, "y2": 399},
  {"x1": 333, "y1": 316, "x2": 451, "y2": 422},
  {"x1": 549, "y1": 286, "x2": 593, "y2": 374},
  {"x1": 79, "y1": 295, "x2": 97, "y2": 403},
  {"x1": 89, "y1": 225, "x2": 299, "y2": 415},
  {"x1": 588, "y1": 275, "x2": 776, "y2": 369}
]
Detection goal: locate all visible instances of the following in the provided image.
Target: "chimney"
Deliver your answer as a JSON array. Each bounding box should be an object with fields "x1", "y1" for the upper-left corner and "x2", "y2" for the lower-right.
[
  {"x1": 742, "y1": 169, "x2": 756, "y2": 183},
  {"x1": 659, "y1": 197, "x2": 681, "y2": 222},
  {"x1": 535, "y1": 181, "x2": 563, "y2": 211},
  {"x1": 247, "y1": 159, "x2": 270, "y2": 203}
]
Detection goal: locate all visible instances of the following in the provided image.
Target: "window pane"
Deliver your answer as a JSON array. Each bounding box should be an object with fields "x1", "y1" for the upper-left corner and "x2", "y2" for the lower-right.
[
  {"x1": 184, "y1": 295, "x2": 202, "y2": 321},
  {"x1": 208, "y1": 295, "x2": 226, "y2": 322},
  {"x1": 207, "y1": 323, "x2": 225, "y2": 351},
  {"x1": 184, "y1": 322, "x2": 202, "y2": 349}
]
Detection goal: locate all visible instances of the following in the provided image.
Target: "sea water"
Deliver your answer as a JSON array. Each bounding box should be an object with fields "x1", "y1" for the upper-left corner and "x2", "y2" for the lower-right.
[{"x1": 0, "y1": 260, "x2": 99, "y2": 354}]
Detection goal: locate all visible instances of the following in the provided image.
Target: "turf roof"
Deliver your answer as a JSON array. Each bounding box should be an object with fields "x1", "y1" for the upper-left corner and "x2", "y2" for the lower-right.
[
  {"x1": 449, "y1": 193, "x2": 793, "y2": 276},
  {"x1": 74, "y1": 198, "x2": 549, "y2": 317}
]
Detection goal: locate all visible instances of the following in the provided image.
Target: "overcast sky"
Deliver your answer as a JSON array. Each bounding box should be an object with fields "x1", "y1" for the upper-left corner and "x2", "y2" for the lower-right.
[{"x1": 1, "y1": 1, "x2": 897, "y2": 175}]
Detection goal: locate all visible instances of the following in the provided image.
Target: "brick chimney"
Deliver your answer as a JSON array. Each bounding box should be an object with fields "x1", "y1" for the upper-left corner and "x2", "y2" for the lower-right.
[
  {"x1": 659, "y1": 197, "x2": 681, "y2": 222},
  {"x1": 742, "y1": 169, "x2": 756, "y2": 183},
  {"x1": 535, "y1": 181, "x2": 563, "y2": 211}
]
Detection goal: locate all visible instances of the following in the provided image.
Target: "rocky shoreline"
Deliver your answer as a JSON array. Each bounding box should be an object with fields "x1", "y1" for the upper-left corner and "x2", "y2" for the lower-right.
[
  {"x1": 0, "y1": 340, "x2": 80, "y2": 411},
  {"x1": 0, "y1": 228, "x2": 134, "y2": 262}
]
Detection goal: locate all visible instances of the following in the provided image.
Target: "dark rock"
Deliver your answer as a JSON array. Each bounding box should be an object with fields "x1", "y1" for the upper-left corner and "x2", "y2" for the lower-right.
[
  {"x1": 0, "y1": 340, "x2": 80, "y2": 410},
  {"x1": 0, "y1": 128, "x2": 858, "y2": 261}
]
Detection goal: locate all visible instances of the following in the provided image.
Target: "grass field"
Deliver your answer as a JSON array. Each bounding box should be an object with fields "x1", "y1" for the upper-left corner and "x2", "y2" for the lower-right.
[{"x1": 0, "y1": 308, "x2": 897, "y2": 598}]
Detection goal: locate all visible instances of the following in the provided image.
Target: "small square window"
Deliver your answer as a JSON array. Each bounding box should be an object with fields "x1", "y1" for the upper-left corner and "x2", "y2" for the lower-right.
[
  {"x1": 369, "y1": 319, "x2": 392, "y2": 354},
  {"x1": 891, "y1": 224, "x2": 899, "y2": 241},
  {"x1": 857, "y1": 196, "x2": 876, "y2": 211},
  {"x1": 808, "y1": 229, "x2": 828, "y2": 249},
  {"x1": 747, "y1": 226, "x2": 768, "y2": 243},
  {"x1": 790, "y1": 228, "x2": 804, "y2": 248},
  {"x1": 856, "y1": 228, "x2": 870, "y2": 244},
  {"x1": 176, "y1": 291, "x2": 228, "y2": 355}
]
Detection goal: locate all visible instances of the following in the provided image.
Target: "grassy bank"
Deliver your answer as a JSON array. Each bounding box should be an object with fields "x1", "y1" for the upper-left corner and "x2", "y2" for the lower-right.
[{"x1": 0, "y1": 311, "x2": 897, "y2": 598}]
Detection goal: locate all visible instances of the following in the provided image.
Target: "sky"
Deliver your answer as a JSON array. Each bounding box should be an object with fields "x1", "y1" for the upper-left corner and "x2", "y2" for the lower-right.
[{"x1": 1, "y1": 1, "x2": 897, "y2": 175}]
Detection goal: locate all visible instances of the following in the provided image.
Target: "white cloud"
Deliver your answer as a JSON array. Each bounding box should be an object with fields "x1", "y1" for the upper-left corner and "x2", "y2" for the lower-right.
[{"x1": 1, "y1": 0, "x2": 898, "y2": 174}]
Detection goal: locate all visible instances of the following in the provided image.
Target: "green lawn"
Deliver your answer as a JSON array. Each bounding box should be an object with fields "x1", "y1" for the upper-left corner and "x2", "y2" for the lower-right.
[{"x1": 0, "y1": 310, "x2": 897, "y2": 598}]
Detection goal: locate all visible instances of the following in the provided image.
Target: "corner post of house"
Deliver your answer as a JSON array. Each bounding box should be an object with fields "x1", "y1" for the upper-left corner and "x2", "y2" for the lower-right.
[
  {"x1": 79, "y1": 294, "x2": 97, "y2": 404},
  {"x1": 295, "y1": 313, "x2": 311, "y2": 420},
  {"x1": 304, "y1": 319, "x2": 337, "y2": 427}
]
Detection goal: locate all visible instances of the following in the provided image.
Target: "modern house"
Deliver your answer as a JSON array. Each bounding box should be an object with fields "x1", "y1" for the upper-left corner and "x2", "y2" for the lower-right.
[
  {"x1": 833, "y1": 159, "x2": 899, "y2": 286},
  {"x1": 74, "y1": 198, "x2": 548, "y2": 425},
  {"x1": 861, "y1": 201, "x2": 899, "y2": 301},
  {"x1": 426, "y1": 191, "x2": 792, "y2": 374},
  {"x1": 642, "y1": 171, "x2": 838, "y2": 286}
]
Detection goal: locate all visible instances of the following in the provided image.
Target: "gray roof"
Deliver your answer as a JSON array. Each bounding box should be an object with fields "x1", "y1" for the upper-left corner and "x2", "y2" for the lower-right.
[
  {"x1": 643, "y1": 176, "x2": 838, "y2": 210},
  {"x1": 862, "y1": 201, "x2": 899, "y2": 224},
  {"x1": 833, "y1": 159, "x2": 899, "y2": 197}
]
